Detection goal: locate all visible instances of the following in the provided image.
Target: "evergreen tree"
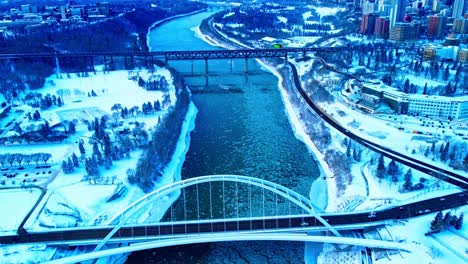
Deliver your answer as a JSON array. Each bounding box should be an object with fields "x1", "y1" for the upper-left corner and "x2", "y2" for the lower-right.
[
  {"x1": 68, "y1": 122, "x2": 76, "y2": 134},
  {"x1": 85, "y1": 156, "x2": 100, "y2": 177},
  {"x1": 455, "y1": 213, "x2": 463, "y2": 230},
  {"x1": 346, "y1": 141, "x2": 351, "y2": 158},
  {"x1": 441, "y1": 142, "x2": 450, "y2": 162},
  {"x1": 387, "y1": 159, "x2": 399, "y2": 177},
  {"x1": 463, "y1": 153, "x2": 468, "y2": 171},
  {"x1": 79, "y1": 139, "x2": 86, "y2": 155},
  {"x1": 104, "y1": 156, "x2": 112, "y2": 170},
  {"x1": 93, "y1": 142, "x2": 103, "y2": 165},
  {"x1": 72, "y1": 153, "x2": 79, "y2": 167},
  {"x1": 376, "y1": 155, "x2": 386, "y2": 179},
  {"x1": 103, "y1": 133, "x2": 112, "y2": 159},
  {"x1": 443, "y1": 65, "x2": 449, "y2": 81},
  {"x1": 154, "y1": 100, "x2": 161, "y2": 111},
  {"x1": 403, "y1": 169, "x2": 413, "y2": 191},
  {"x1": 403, "y1": 78, "x2": 410, "y2": 93},
  {"x1": 443, "y1": 212, "x2": 452, "y2": 229},
  {"x1": 67, "y1": 157, "x2": 74, "y2": 172},
  {"x1": 61, "y1": 160, "x2": 70, "y2": 173},
  {"x1": 430, "y1": 212, "x2": 444, "y2": 233},
  {"x1": 423, "y1": 83, "x2": 428, "y2": 95}
]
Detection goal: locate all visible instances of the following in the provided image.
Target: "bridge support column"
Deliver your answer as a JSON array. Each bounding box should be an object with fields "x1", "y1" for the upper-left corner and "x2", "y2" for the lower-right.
[
  {"x1": 90, "y1": 56, "x2": 95, "y2": 73},
  {"x1": 191, "y1": 60, "x2": 194, "y2": 76},
  {"x1": 204, "y1": 58, "x2": 209, "y2": 75},
  {"x1": 230, "y1": 59, "x2": 233, "y2": 72},
  {"x1": 284, "y1": 54, "x2": 288, "y2": 66},
  {"x1": 244, "y1": 57, "x2": 248, "y2": 73}
]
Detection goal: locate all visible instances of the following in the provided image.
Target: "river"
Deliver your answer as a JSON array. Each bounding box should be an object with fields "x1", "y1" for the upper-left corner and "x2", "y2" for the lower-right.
[{"x1": 126, "y1": 12, "x2": 323, "y2": 264}]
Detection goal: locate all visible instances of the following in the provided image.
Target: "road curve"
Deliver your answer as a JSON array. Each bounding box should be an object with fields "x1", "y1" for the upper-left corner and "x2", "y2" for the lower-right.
[{"x1": 288, "y1": 61, "x2": 468, "y2": 190}]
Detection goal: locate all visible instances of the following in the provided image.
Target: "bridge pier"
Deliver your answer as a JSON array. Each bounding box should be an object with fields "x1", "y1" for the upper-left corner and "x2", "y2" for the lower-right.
[
  {"x1": 229, "y1": 59, "x2": 233, "y2": 72},
  {"x1": 191, "y1": 60, "x2": 194, "y2": 76},
  {"x1": 244, "y1": 57, "x2": 249, "y2": 74},
  {"x1": 90, "y1": 56, "x2": 95, "y2": 73},
  {"x1": 204, "y1": 58, "x2": 209, "y2": 75}
]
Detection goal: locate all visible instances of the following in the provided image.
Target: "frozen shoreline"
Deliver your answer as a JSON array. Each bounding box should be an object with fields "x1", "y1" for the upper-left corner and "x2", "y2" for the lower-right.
[
  {"x1": 146, "y1": 9, "x2": 207, "y2": 51},
  {"x1": 138, "y1": 101, "x2": 198, "y2": 223}
]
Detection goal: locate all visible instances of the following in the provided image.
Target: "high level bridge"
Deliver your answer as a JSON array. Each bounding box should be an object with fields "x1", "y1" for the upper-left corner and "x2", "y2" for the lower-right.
[{"x1": 0, "y1": 47, "x2": 343, "y2": 74}]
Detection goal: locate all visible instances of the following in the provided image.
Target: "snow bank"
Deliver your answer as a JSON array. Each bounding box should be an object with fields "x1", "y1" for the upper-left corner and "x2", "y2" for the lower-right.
[{"x1": 142, "y1": 101, "x2": 198, "y2": 223}]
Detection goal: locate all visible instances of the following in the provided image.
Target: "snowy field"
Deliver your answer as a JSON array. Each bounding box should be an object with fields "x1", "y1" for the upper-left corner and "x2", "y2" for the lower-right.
[
  {"x1": 40, "y1": 67, "x2": 175, "y2": 127},
  {"x1": 382, "y1": 206, "x2": 468, "y2": 264},
  {"x1": 0, "y1": 188, "x2": 42, "y2": 234}
]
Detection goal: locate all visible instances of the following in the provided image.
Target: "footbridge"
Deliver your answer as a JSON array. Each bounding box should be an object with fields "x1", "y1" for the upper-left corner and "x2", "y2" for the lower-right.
[{"x1": 1, "y1": 175, "x2": 465, "y2": 262}]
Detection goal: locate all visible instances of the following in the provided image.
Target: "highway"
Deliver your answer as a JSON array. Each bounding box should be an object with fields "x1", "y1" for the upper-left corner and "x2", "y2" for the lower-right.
[
  {"x1": 0, "y1": 190, "x2": 465, "y2": 245},
  {"x1": 288, "y1": 61, "x2": 468, "y2": 190}
]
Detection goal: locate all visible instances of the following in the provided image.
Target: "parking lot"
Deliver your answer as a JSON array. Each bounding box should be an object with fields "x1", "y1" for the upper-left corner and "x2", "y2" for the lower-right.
[{"x1": 0, "y1": 165, "x2": 55, "y2": 187}]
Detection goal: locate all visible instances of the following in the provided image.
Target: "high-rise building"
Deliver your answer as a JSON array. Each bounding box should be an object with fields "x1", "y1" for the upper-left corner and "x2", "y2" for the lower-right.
[
  {"x1": 389, "y1": 22, "x2": 417, "y2": 40},
  {"x1": 432, "y1": 0, "x2": 443, "y2": 12},
  {"x1": 375, "y1": 17, "x2": 390, "y2": 37},
  {"x1": 361, "y1": 14, "x2": 377, "y2": 34},
  {"x1": 389, "y1": 0, "x2": 408, "y2": 28},
  {"x1": 428, "y1": 15, "x2": 447, "y2": 38},
  {"x1": 378, "y1": 0, "x2": 392, "y2": 16},
  {"x1": 453, "y1": 18, "x2": 468, "y2": 32},
  {"x1": 363, "y1": 0, "x2": 378, "y2": 14},
  {"x1": 452, "y1": 0, "x2": 468, "y2": 18}
]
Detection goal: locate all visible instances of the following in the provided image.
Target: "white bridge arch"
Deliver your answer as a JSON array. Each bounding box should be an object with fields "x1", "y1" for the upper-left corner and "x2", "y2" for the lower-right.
[{"x1": 96, "y1": 175, "x2": 341, "y2": 252}]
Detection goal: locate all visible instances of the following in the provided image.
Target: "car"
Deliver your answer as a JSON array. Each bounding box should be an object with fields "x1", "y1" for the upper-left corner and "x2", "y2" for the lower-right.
[
  {"x1": 440, "y1": 198, "x2": 446, "y2": 201},
  {"x1": 424, "y1": 209, "x2": 431, "y2": 213},
  {"x1": 368, "y1": 212, "x2": 376, "y2": 218},
  {"x1": 300, "y1": 222, "x2": 309, "y2": 226}
]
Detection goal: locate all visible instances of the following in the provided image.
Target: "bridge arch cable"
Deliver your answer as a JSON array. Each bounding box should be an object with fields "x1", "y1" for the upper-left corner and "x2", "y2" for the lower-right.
[{"x1": 95, "y1": 175, "x2": 341, "y2": 252}]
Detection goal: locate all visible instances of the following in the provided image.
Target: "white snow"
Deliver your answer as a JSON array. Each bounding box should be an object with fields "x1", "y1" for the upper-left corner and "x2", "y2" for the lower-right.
[
  {"x1": 223, "y1": 12, "x2": 235, "y2": 19},
  {"x1": 277, "y1": 16, "x2": 288, "y2": 24},
  {"x1": 383, "y1": 206, "x2": 468, "y2": 264},
  {"x1": 226, "y1": 23, "x2": 243, "y2": 28},
  {"x1": 313, "y1": 7, "x2": 346, "y2": 17},
  {"x1": 286, "y1": 36, "x2": 321, "y2": 48},
  {"x1": 41, "y1": 69, "x2": 174, "y2": 122},
  {"x1": 0, "y1": 188, "x2": 42, "y2": 233},
  {"x1": 302, "y1": 11, "x2": 313, "y2": 21}
]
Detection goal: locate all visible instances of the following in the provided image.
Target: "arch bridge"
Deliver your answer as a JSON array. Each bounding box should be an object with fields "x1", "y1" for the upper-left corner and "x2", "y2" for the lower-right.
[{"x1": 39, "y1": 175, "x2": 414, "y2": 263}]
